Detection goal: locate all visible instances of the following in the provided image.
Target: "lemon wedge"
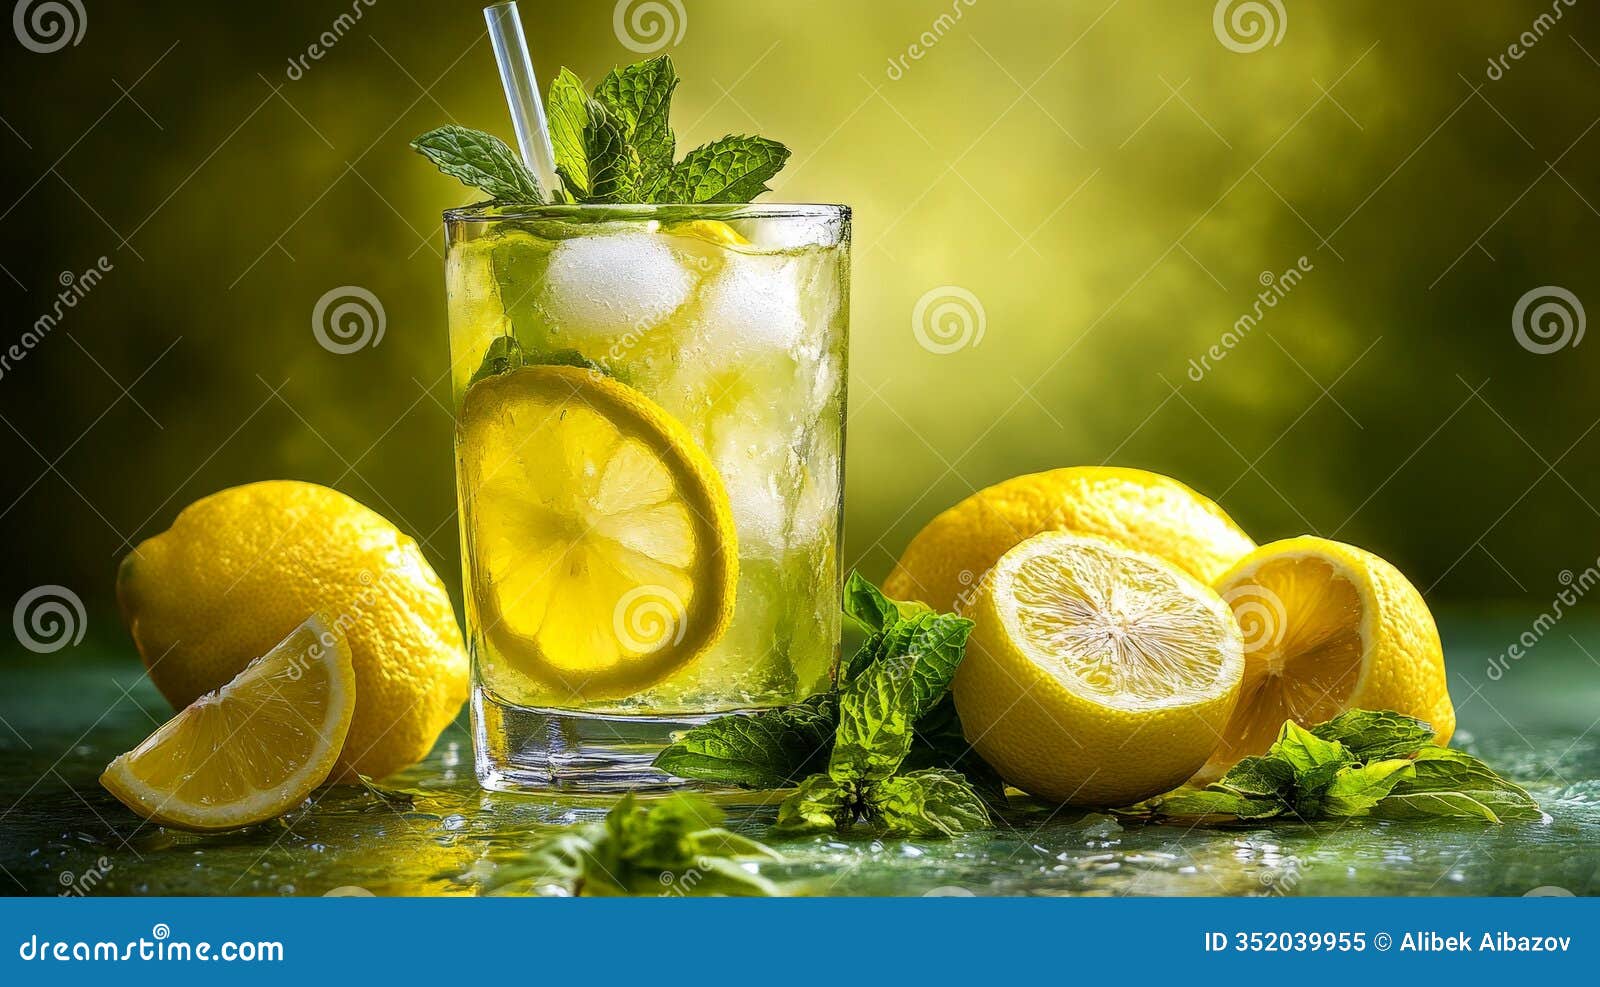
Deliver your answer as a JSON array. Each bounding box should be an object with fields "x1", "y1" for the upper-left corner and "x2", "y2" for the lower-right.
[
  {"x1": 100, "y1": 616, "x2": 356, "y2": 831},
  {"x1": 954, "y1": 532, "x2": 1244, "y2": 807},
  {"x1": 458, "y1": 365, "x2": 738, "y2": 699}
]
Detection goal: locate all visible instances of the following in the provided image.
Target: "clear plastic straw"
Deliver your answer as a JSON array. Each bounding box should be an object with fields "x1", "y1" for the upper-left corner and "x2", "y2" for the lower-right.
[{"x1": 484, "y1": 2, "x2": 560, "y2": 200}]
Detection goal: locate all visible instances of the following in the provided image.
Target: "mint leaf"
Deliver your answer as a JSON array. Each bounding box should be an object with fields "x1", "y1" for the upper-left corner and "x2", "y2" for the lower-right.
[
  {"x1": 1270, "y1": 721, "x2": 1355, "y2": 797},
  {"x1": 595, "y1": 55, "x2": 678, "y2": 194},
  {"x1": 902, "y1": 696, "x2": 1008, "y2": 809},
  {"x1": 546, "y1": 69, "x2": 592, "y2": 198},
  {"x1": 411, "y1": 126, "x2": 543, "y2": 201},
  {"x1": 469, "y1": 335, "x2": 525, "y2": 386},
  {"x1": 1216, "y1": 754, "x2": 1298, "y2": 800},
  {"x1": 774, "y1": 775, "x2": 852, "y2": 836},
  {"x1": 584, "y1": 99, "x2": 644, "y2": 202},
  {"x1": 485, "y1": 795, "x2": 781, "y2": 896},
  {"x1": 658, "y1": 135, "x2": 791, "y2": 203},
  {"x1": 481, "y1": 828, "x2": 596, "y2": 894},
  {"x1": 869, "y1": 769, "x2": 990, "y2": 837},
  {"x1": 831, "y1": 655, "x2": 920, "y2": 782},
  {"x1": 1316, "y1": 759, "x2": 1415, "y2": 816},
  {"x1": 653, "y1": 694, "x2": 836, "y2": 789},
  {"x1": 1142, "y1": 787, "x2": 1286, "y2": 820},
  {"x1": 1311, "y1": 709, "x2": 1435, "y2": 761},
  {"x1": 1372, "y1": 747, "x2": 1541, "y2": 823},
  {"x1": 843, "y1": 570, "x2": 931, "y2": 634},
  {"x1": 830, "y1": 612, "x2": 973, "y2": 782}
]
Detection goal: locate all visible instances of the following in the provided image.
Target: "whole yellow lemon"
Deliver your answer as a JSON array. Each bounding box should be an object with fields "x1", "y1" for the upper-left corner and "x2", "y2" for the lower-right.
[{"x1": 117, "y1": 480, "x2": 469, "y2": 780}]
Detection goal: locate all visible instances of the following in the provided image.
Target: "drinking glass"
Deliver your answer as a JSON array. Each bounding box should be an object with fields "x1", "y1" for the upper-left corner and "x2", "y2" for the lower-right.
[{"x1": 444, "y1": 203, "x2": 850, "y2": 791}]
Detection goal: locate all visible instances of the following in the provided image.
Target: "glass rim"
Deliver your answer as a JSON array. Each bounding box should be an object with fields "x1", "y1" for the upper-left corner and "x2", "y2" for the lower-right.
[{"x1": 442, "y1": 201, "x2": 850, "y2": 224}]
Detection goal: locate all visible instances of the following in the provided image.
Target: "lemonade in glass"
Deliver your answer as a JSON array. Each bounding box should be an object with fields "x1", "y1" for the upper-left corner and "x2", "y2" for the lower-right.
[{"x1": 445, "y1": 203, "x2": 849, "y2": 791}]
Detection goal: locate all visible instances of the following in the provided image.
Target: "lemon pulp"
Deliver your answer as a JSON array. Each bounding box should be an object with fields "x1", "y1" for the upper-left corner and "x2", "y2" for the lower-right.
[{"x1": 459, "y1": 365, "x2": 738, "y2": 699}]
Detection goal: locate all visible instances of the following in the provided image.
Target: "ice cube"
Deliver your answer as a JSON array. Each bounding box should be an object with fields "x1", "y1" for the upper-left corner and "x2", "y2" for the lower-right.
[
  {"x1": 538, "y1": 232, "x2": 696, "y2": 338},
  {"x1": 696, "y1": 253, "x2": 806, "y2": 354},
  {"x1": 742, "y1": 214, "x2": 843, "y2": 250},
  {"x1": 710, "y1": 417, "x2": 796, "y2": 555}
]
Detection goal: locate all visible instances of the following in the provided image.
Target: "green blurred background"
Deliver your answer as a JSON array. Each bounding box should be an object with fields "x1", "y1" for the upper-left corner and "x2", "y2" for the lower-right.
[{"x1": 2, "y1": 0, "x2": 1598, "y2": 640}]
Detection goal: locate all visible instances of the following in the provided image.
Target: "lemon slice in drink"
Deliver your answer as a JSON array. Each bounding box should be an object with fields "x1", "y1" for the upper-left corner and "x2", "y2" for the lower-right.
[
  {"x1": 1202, "y1": 536, "x2": 1454, "y2": 779},
  {"x1": 954, "y1": 532, "x2": 1244, "y2": 806},
  {"x1": 100, "y1": 616, "x2": 356, "y2": 831},
  {"x1": 459, "y1": 364, "x2": 738, "y2": 698}
]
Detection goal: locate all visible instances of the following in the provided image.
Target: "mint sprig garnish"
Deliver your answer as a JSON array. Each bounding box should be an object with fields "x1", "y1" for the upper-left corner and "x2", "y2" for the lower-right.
[
  {"x1": 1137, "y1": 711, "x2": 1541, "y2": 824},
  {"x1": 481, "y1": 794, "x2": 782, "y2": 897},
  {"x1": 656, "y1": 574, "x2": 1000, "y2": 838},
  {"x1": 411, "y1": 54, "x2": 788, "y2": 205},
  {"x1": 410, "y1": 125, "x2": 544, "y2": 202},
  {"x1": 657, "y1": 135, "x2": 790, "y2": 204},
  {"x1": 653, "y1": 693, "x2": 836, "y2": 790}
]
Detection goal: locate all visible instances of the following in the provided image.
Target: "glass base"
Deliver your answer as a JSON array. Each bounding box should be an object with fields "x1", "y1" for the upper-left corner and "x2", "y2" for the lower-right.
[{"x1": 472, "y1": 685, "x2": 743, "y2": 794}]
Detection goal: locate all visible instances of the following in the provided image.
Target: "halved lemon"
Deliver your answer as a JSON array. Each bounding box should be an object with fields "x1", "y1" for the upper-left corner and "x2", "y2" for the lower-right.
[
  {"x1": 458, "y1": 365, "x2": 738, "y2": 698},
  {"x1": 953, "y1": 532, "x2": 1244, "y2": 807},
  {"x1": 1202, "y1": 535, "x2": 1454, "y2": 778},
  {"x1": 101, "y1": 615, "x2": 356, "y2": 831}
]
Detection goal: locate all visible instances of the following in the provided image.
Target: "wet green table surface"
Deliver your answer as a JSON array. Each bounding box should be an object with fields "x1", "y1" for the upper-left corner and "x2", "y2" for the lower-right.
[{"x1": 3, "y1": 616, "x2": 1598, "y2": 897}]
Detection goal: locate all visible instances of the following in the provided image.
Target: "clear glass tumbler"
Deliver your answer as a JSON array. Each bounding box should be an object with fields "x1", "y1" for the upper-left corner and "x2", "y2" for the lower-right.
[{"x1": 444, "y1": 203, "x2": 849, "y2": 792}]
